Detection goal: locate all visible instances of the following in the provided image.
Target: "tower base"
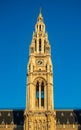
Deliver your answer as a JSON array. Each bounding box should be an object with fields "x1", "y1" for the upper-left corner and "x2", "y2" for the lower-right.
[{"x1": 24, "y1": 110, "x2": 56, "y2": 130}]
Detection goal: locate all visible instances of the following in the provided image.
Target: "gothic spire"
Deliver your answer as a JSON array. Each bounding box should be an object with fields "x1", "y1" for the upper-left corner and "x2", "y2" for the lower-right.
[{"x1": 37, "y1": 7, "x2": 43, "y2": 22}]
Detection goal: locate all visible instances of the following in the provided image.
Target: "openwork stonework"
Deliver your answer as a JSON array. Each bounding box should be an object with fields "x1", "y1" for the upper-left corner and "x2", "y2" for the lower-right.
[{"x1": 0, "y1": 10, "x2": 81, "y2": 130}]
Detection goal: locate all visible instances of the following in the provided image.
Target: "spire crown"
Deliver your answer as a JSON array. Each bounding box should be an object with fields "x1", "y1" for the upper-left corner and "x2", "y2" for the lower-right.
[{"x1": 37, "y1": 8, "x2": 43, "y2": 22}]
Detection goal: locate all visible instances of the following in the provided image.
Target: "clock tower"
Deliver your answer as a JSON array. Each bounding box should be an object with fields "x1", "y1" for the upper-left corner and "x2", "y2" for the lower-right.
[{"x1": 24, "y1": 10, "x2": 56, "y2": 130}]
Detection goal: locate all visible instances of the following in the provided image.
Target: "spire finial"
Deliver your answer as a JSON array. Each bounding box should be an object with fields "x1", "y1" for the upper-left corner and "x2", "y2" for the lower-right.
[
  {"x1": 40, "y1": 7, "x2": 42, "y2": 14},
  {"x1": 37, "y1": 7, "x2": 43, "y2": 21}
]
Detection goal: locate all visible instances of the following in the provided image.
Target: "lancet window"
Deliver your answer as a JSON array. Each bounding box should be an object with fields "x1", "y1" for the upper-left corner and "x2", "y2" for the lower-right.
[
  {"x1": 39, "y1": 25, "x2": 41, "y2": 31},
  {"x1": 35, "y1": 39, "x2": 37, "y2": 51},
  {"x1": 39, "y1": 39, "x2": 41, "y2": 52},
  {"x1": 36, "y1": 81, "x2": 39, "y2": 107},
  {"x1": 41, "y1": 81, "x2": 44, "y2": 107},
  {"x1": 36, "y1": 80, "x2": 45, "y2": 108}
]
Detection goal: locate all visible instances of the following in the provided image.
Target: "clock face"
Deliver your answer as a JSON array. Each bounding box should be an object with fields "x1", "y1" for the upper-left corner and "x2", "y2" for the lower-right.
[{"x1": 36, "y1": 60, "x2": 44, "y2": 65}]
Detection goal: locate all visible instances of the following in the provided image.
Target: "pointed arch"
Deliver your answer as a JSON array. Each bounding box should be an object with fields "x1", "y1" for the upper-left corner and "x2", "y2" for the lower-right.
[
  {"x1": 34, "y1": 78, "x2": 46, "y2": 109},
  {"x1": 41, "y1": 81, "x2": 44, "y2": 107},
  {"x1": 35, "y1": 39, "x2": 37, "y2": 51},
  {"x1": 44, "y1": 40, "x2": 46, "y2": 52},
  {"x1": 39, "y1": 39, "x2": 41, "y2": 52},
  {"x1": 39, "y1": 25, "x2": 41, "y2": 31},
  {"x1": 36, "y1": 81, "x2": 39, "y2": 98},
  {"x1": 41, "y1": 81, "x2": 44, "y2": 98},
  {"x1": 36, "y1": 81, "x2": 39, "y2": 107}
]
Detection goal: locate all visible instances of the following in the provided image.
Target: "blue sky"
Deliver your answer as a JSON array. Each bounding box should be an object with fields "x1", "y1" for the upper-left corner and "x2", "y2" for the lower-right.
[{"x1": 0, "y1": 0, "x2": 81, "y2": 109}]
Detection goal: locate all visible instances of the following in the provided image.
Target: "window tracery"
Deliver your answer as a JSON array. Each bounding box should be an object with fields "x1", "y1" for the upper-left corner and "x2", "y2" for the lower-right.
[
  {"x1": 41, "y1": 81, "x2": 44, "y2": 107},
  {"x1": 35, "y1": 79, "x2": 45, "y2": 108},
  {"x1": 36, "y1": 81, "x2": 39, "y2": 107}
]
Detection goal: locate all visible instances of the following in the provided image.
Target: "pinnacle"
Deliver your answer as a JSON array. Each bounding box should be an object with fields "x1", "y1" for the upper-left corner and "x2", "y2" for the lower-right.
[{"x1": 37, "y1": 8, "x2": 43, "y2": 22}]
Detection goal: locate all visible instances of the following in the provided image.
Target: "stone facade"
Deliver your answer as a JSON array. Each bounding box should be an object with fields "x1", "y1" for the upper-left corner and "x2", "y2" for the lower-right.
[{"x1": 0, "y1": 10, "x2": 81, "y2": 130}]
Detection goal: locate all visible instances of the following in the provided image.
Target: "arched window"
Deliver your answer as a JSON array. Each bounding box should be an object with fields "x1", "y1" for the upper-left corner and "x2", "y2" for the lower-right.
[
  {"x1": 36, "y1": 81, "x2": 39, "y2": 107},
  {"x1": 39, "y1": 39, "x2": 41, "y2": 52},
  {"x1": 41, "y1": 81, "x2": 44, "y2": 107},
  {"x1": 36, "y1": 81, "x2": 39, "y2": 98},
  {"x1": 35, "y1": 39, "x2": 37, "y2": 51},
  {"x1": 39, "y1": 25, "x2": 41, "y2": 31}
]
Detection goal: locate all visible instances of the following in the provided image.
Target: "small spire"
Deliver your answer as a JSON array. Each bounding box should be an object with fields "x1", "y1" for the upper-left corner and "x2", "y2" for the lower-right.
[
  {"x1": 40, "y1": 7, "x2": 42, "y2": 14},
  {"x1": 37, "y1": 7, "x2": 43, "y2": 21}
]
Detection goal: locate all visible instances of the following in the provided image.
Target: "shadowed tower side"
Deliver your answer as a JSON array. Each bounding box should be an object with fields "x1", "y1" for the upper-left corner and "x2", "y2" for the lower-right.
[{"x1": 24, "y1": 10, "x2": 56, "y2": 130}]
